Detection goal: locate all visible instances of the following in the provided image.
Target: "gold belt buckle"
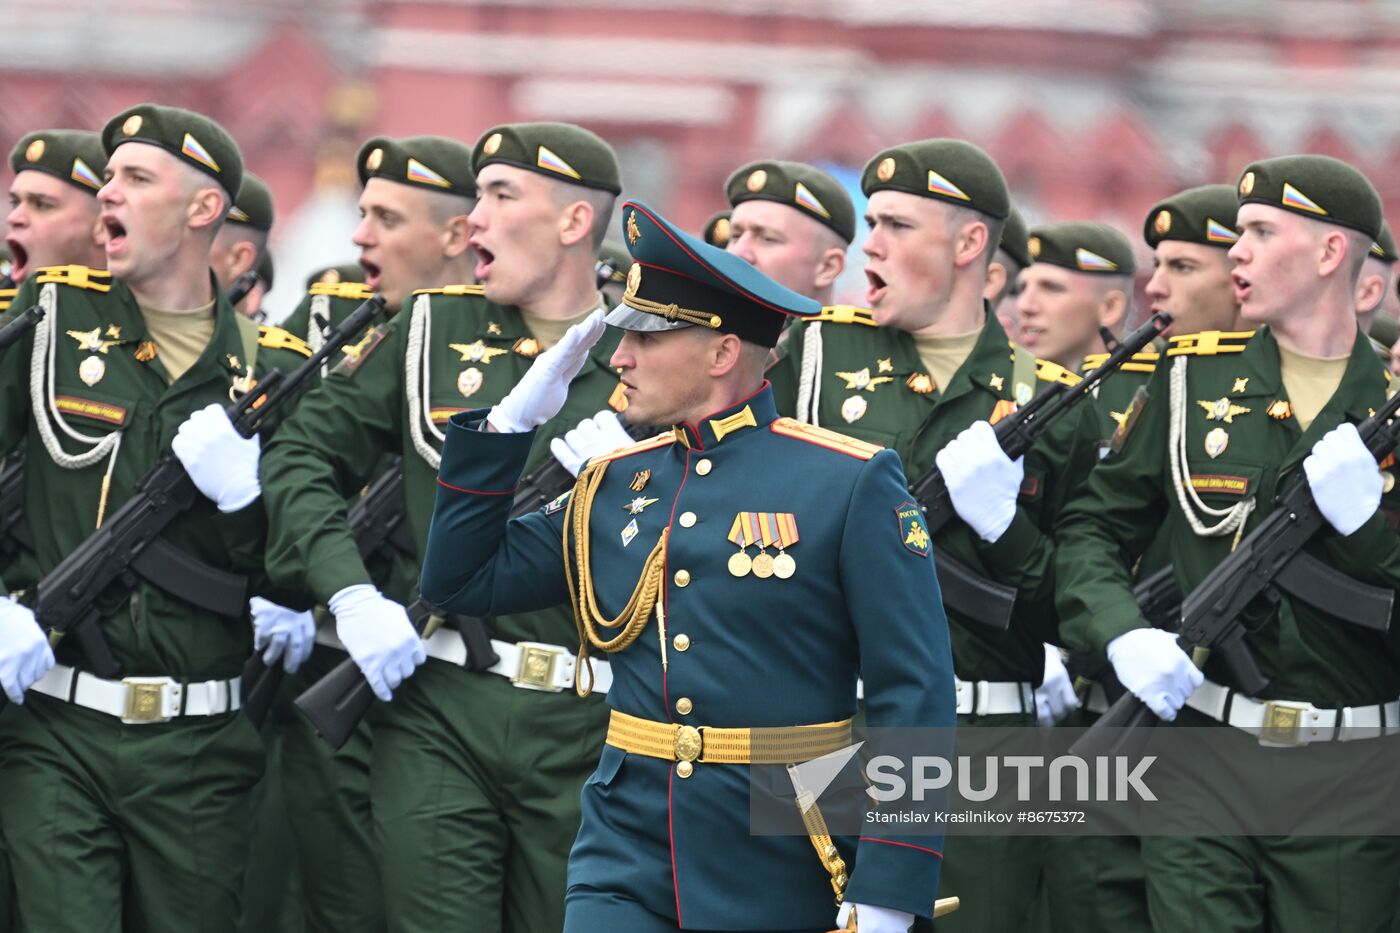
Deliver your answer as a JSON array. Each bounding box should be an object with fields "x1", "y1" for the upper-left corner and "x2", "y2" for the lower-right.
[
  {"x1": 674, "y1": 725, "x2": 703, "y2": 763},
  {"x1": 121, "y1": 677, "x2": 173, "y2": 724},
  {"x1": 512, "y1": 643, "x2": 563, "y2": 692},
  {"x1": 1259, "y1": 700, "x2": 1309, "y2": 747}
]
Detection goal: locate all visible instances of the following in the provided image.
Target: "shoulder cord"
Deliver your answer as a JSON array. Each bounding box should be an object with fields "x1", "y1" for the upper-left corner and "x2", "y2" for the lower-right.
[
  {"x1": 563, "y1": 458, "x2": 669, "y2": 697},
  {"x1": 1168, "y1": 355, "x2": 1254, "y2": 538},
  {"x1": 795, "y1": 321, "x2": 823, "y2": 427},
  {"x1": 307, "y1": 293, "x2": 328, "y2": 375},
  {"x1": 404, "y1": 293, "x2": 444, "y2": 470},
  {"x1": 29, "y1": 283, "x2": 123, "y2": 526}
]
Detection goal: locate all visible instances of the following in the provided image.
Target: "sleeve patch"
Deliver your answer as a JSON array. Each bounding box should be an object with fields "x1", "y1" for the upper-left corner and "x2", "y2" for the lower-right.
[
  {"x1": 896, "y1": 500, "x2": 931, "y2": 557},
  {"x1": 331, "y1": 325, "x2": 388, "y2": 377},
  {"x1": 543, "y1": 490, "x2": 572, "y2": 515}
]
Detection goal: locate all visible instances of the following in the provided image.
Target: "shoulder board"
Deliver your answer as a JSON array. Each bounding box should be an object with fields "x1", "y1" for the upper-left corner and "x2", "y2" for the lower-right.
[
  {"x1": 309, "y1": 282, "x2": 375, "y2": 301},
  {"x1": 592, "y1": 432, "x2": 674, "y2": 465},
  {"x1": 1083, "y1": 349, "x2": 1159, "y2": 375},
  {"x1": 0, "y1": 287, "x2": 13, "y2": 312},
  {"x1": 770, "y1": 417, "x2": 882, "y2": 460},
  {"x1": 814, "y1": 305, "x2": 876, "y2": 327},
  {"x1": 1035, "y1": 358, "x2": 1082, "y2": 387},
  {"x1": 1166, "y1": 330, "x2": 1255, "y2": 357},
  {"x1": 413, "y1": 284, "x2": 486, "y2": 297},
  {"x1": 35, "y1": 265, "x2": 112, "y2": 293},
  {"x1": 258, "y1": 325, "x2": 313, "y2": 358}
]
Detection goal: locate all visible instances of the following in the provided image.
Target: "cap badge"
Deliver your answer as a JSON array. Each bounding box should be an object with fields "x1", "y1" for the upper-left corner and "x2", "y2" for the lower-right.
[
  {"x1": 1028, "y1": 236, "x2": 1041, "y2": 258},
  {"x1": 876, "y1": 157, "x2": 896, "y2": 182},
  {"x1": 122, "y1": 114, "x2": 143, "y2": 136},
  {"x1": 482, "y1": 132, "x2": 502, "y2": 156},
  {"x1": 1239, "y1": 171, "x2": 1255, "y2": 197},
  {"x1": 320, "y1": 268, "x2": 342, "y2": 284},
  {"x1": 746, "y1": 169, "x2": 768, "y2": 192},
  {"x1": 25, "y1": 139, "x2": 44, "y2": 162},
  {"x1": 1281, "y1": 182, "x2": 1327, "y2": 216},
  {"x1": 1075, "y1": 248, "x2": 1119, "y2": 272},
  {"x1": 227, "y1": 205, "x2": 251, "y2": 223},
  {"x1": 180, "y1": 133, "x2": 221, "y2": 173},
  {"x1": 70, "y1": 157, "x2": 101, "y2": 190},
  {"x1": 537, "y1": 145, "x2": 582, "y2": 180},
  {"x1": 365, "y1": 147, "x2": 384, "y2": 171},
  {"x1": 926, "y1": 169, "x2": 971, "y2": 202},
  {"x1": 793, "y1": 181, "x2": 831, "y2": 219},
  {"x1": 1153, "y1": 210, "x2": 1172, "y2": 236},
  {"x1": 626, "y1": 262, "x2": 641, "y2": 294},
  {"x1": 711, "y1": 217, "x2": 731, "y2": 246},
  {"x1": 627, "y1": 210, "x2": 641, "y2": 246},
  {"x1": 1205, "y1": 218, "x2": 1239, "y2": 244},
  {"x1": 407, "y1": 158, "x2": 451, "y2": 188}
]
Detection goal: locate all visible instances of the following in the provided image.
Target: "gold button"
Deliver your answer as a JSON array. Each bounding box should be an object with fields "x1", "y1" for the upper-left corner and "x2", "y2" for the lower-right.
[
  {"x1": 679, "y1": 511, "x2": 697, "y2": 528},
  {"x1": 676, "y1": 697, "x2": 693, "y2": 715},
  {"x1": 676, "y1": 761, "x2": 694, "y2": 778},
  {"x1": 695, "y1": 459, "x2": 712, "y2": 476},
  {"x1": 674, "y1": 569, "x2": 691, "y2": 587},
  {"x1": 673, "y1": 633, "x2": 690, "y2": 652}
]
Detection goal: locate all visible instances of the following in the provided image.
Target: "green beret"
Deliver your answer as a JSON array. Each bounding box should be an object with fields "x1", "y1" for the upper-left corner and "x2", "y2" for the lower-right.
[
  {"x1": 227, "y1": 171, "x2": 274, "y2": 231},
  {"x1": 472, "y1": 122, "x2": 620, "y2": 195},
  {"x1": 998, "y1": 204, "x2": 1030, "y2": 269},
  {"x1": 1369, "y1": 313, "x2": 1398, "y2": 351},
  {"x1": 255, "y1": 251, "x2": 274, "y2": 291},
  {"x1": 357, "y1": 135, "x2": 475, "y2": 198},
  {"x1": 1028, "y1": 221, "x2": 1136, "y2": 276},
  {"x1": 725, "y1": 160, "x2": 854, "y2": 243},
  {"x1": 1370, "y1": 221, "x2": 1395, "y2": 264},
  {"x1": 102, "y1": 103, "x2": 242, "y2": 199},
  {"x1": 861, "y1": 138, "x2": 1008, "y2": 220},
  {"x1": 9, "y1": 130, "x2": 106, "y2": 194},
  {"x1": 1145, "y1": 184, "x2": 1239, "y2": 250},
  {"x1": 1236, "y1": 154, "x2": 1382, "y2": 239},
  {"x1": 304, "y1": 263, "x2": 367, "y2": 290},
  {"x1": 702, "y1": 211, "x2": 732, "y2": 248}
]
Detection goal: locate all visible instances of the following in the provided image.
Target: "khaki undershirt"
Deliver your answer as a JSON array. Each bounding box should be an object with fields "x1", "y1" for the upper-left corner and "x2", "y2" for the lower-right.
[
  {"x1": 140, "y1": 299, "x2": 217, "y2": 383},
  {"x1": 911, "y1": 329, "x2": 982, "y2": 396},
  {"x1": 520, "y1": 295, "x2": 605, "y2": 350},
  {"x1": 1278, "y1": 344, "x2": 1349, "y2": 432}
]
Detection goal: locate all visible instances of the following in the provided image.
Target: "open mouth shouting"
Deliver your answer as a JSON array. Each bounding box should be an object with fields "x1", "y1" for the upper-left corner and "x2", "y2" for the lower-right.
[
  {"x1": 359, "y1": 257, "x2": 382, "y2": 291},
  {"x1": 470, "y1": 239, "x2": 496, "y2": 282},
  {"x1": 101, "y1": 214, "x2": 128, "y2": 258},
  {"x1": 4, "y1": 237, "x2": 28, "y2": 281},
  {"x1": 865, "y1": 268, "x2": 888, "y2": 305},
  {"x1": 1232, "y1": 271, "x2": 1251, "y2": 305}
]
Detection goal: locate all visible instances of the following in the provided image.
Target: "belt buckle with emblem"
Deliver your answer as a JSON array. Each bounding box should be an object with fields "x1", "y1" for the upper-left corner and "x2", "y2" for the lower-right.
[
  {"x1": 121, "y1": 676, "x2": 174, "y2": 724},
  {"x1": 513, "y1": 642, "x2": 565, "y2": 691},
  {"x1": 1259, "y1": 700, "x2": 1309, "y2": 747}
]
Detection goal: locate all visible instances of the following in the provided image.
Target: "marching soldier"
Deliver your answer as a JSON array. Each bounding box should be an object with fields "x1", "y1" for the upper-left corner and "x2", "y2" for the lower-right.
[
  {"x1": 1056, "y1": 154, "x2": 1400, "y2": 932},
  {"x1": 260, "y1": 123, "x2": 628, "y2": 933},
  {"x1": 419, "y1": 200, "x2": 956, "y2": 933},
  {"x1": 0, "y1": 103, "x2": 312, "y2": 933},
  {"x1": 208, "y1": 171, "x2": 274, "y2": 319},
  {"x1": 5, "y1": 129, "x2": 107, "y2": 285},
  {"x1": 988, "y1": 205, "x2": 1029, "y2": 336},
  {"x1": 1014, "y1": 221, "x2": 1135, "y2": 371},
  {"x1": 723, "y1": 160, "x2": 853, "y2": 303},
  {"x1": 767, "y1": 139, "x2": 1099, "y2": 931}
]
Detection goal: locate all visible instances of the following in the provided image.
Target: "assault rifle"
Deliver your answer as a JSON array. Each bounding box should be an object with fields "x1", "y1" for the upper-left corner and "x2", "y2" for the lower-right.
[
  {"x1": 0, "y1": 303, "x2": 44, "y2": 351},
  {"x1": 6, "y1": 296, "x2": 385, "y2": 711},
  {"x1": 1073, "y1": 384, "x2": 1400, "y2": 756},
  {"x1": 909, "y1": 312, "x2": 1173, "y2": 630},
  {"x1": 225, "y1": 270, "x2": 260, "y2": 309},
  {"x1": 0, "y1": 307, "x2": 45, "y2": 560}
]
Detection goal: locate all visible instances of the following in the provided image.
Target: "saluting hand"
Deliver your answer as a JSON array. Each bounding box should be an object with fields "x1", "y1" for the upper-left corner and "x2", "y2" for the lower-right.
[{"x1": 487, "y1": 309, "x2": 608, "y2": 434}]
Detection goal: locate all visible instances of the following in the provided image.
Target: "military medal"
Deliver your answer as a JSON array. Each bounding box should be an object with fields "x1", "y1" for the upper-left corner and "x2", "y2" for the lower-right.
[
  {"x1": 458, "y1": 367, "x2": 483, "y2": 398},
  {"x1": 630, "y1": 469, "x2": 651, "y2": 492},
  {"x1": 841, "y1": 395, "x2": 867, "y2": 423},
  {"x1": 835, "y1": 367, "x2": 893, "y2": 393},
  {"x1": 79, "y1": 355, "x2": 105, "y2": 386},
  {"x1": 906, "y1": 373, "x2": 934, "y2": 395},
  {"x1": 623, "y1": 496, "x2": 659, "y2": 515},
  {"x1": 621, "y1": 518, "x2": 639, "y2": 547},
  {"x1": 1199, "y1": 397, "x2": 1250, "y2": 423},
  {"x1": 752, "y1": 552, "x2": 775, "y2": 578},
  {"x1": 1204, "y1": 427, "x2": 1229, "y2": 458},
  {"x1": 728, "y1": 551, "x2": 753, "y2": 577},
  {"x1": 134, "y1": 340, "x2": 157, "y2": 363},
  {"x1": 448, "y1": 340, "x2": 508, "y2": 365},
  {"x1": 727, "y1": 512, "x2": 758, "y2": 577},
  {"x1": 728, "y1": 512, "x2": 797, "y2": 580},
  {"x1": 770, "y1": 512, "x2": 799, "y2": 579},
  {"x1": 1267, "y1": 400, "x2": 1292, "y2": 420},
  {"x1": 513, "y1": 337, "x2": 541, "y2": 358}
]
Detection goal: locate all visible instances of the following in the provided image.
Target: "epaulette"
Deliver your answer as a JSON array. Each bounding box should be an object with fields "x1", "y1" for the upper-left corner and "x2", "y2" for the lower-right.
[
  {"x1": 309, "y1": 282, "x2": 375, "y2": 301},
  {"x1": 1166, "y1": 330, "x2": 1255, "y2": 357},
  {"x1": 0, "y1": 287, "x2": 14, "y2": 312},
  {"x1": 258, "y1": 325, "x2": 313, "y2": 359},
  {"x1": 413, "y1": 284, "x2": 486, "y2": 297},
  {"x1": 1083, "y1": 348, "x2": 1159, "y2": 375},
  {"x1": 35, "y1": 265, "x2": 112, "y2": 293},
  {"x1": 813, "y1": 305, "x2": 876, "y2": 327},
  {"x1": 1035, "y1": 358, "x2": 1082, "y2": 387},
  {"x1": 770, "y1": 417, "x2": 882, "y2": 460},
  {"x1": 591, "y1": 432, "x2": 674, "y2": 464}
]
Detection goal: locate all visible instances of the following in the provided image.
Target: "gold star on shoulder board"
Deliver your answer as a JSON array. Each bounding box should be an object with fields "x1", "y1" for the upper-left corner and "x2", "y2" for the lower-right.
[
  {"x1": 1232, "y1": 377, "x2": 1249, "y2": 393},
  {"x1": 448, "y1": 340, "x2": 509, "y2": 364},
  {"x1": 623, "y1": 495, "x2": 659, "y2": 515},
  {"x1": 66, "y1": 327, "x2": 117, "y2": 354},
  {"x1": 989, "y1": 373, "x2": 1005, "y2": 392},
  {"x1": 1198, "y1": 397, "x2": 1251, "y2": 423}
]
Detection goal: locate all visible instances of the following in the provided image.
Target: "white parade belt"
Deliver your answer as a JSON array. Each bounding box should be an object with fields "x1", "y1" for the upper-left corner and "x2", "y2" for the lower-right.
[
  {"x1": 955, "y1": 677, "x2": 1034, "y2": 716},
  {"x1": 1186, "y1": 677, "x2": 1400, "y2": 746},
  {"x1": 30, "y1": 663, "x2": 241, "y2": 723}
]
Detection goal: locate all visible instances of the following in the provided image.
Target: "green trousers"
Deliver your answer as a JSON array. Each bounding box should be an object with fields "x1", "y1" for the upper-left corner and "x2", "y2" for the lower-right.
[
  {"x1": 280, "y1": 644, "x2": 383, "y2": 933},
  {"x1": 371, "y1": 658, "x2": 610, "y2": 933},
  {"x1": 240, "y1": 689, "x2": 304, "y2": 933},
  {"x1": 0, "y1": 693, "x2": 264, "y2": 933},
  {"x1": 0, "y1": 840, "x2": 12, "y2": 933}
]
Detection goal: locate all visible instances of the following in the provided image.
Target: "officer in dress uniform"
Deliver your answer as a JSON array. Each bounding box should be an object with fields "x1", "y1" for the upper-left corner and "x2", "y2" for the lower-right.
[
  {"x1": 1056, "y1": 154, "x2": 1400, "y2": 933},
  {"x1": 260, "y1": 123, "x2": 631, "y2": 933},
  {"x1": 0, "y1": 102, "x2": 313, "y2": 933},
  {"x1": 419, "y1": 199, "x2": 956, "y2": 933}
]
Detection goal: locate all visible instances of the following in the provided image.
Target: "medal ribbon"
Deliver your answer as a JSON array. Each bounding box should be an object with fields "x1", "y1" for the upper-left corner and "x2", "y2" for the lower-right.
[{"x1": 728, "y1": 513, "x2": 799, "y2": 549}]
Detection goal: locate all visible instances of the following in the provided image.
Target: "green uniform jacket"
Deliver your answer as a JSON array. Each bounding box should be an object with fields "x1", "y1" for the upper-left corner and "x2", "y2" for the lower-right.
[
  {"x1": 0, "y1": 266, "x2": 311, "y2": 680},
  {"x1": 420, "y1": 388, "x2": 955, "y2": 928},
  {"x1": 769, "y1": 309, "x2": 1100, "y2": 683},
  {"x1": 279, "y1": 281, "x2": 383, "y2": 349},
  {"x1": 260, "y1": 287, "x2": 623, "y2": 643},
  {"x1": 1081, "y1": 343, "x2": 1162, "y2": 458},
  {"x1": 1056, "y1": 327, "x2": 1400, "y2": 706}
]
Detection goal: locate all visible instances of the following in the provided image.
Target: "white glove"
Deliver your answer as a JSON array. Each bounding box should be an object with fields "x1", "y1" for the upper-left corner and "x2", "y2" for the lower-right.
[
  {"x1": 487, "y1": 309, "x2": 607, "y2": 434},
  {"x1": 835, "y1": 902, "x2": 914, "y2": 932},
  {"x1": 172, "y1": 403, "x2": 261, "y2": 512},
  {"x1": 550, "y1": 409, "x2": 633, "y2": 477},
  {"x1": 1106, "y1": 628, "x2": 1203, "y2": 721},
  {"x1": 250, "y1": 597, "x2": 315, "y2": 673},
  {"x1": 0, "y1": 598, "x2": 53, "y2": 704},
  {"x1": 1035, "y1": 644, "x2": 1080, "y2": 726},
  {"x1": 329, "y1": 584, "x2": 425, "y2": 701},
  {"x1": 933, "y1": 420, "x2": 1022, "y2": 543},
  {"x1": 1304, "y1": 422, "x2": 1382, "y2": 536}
]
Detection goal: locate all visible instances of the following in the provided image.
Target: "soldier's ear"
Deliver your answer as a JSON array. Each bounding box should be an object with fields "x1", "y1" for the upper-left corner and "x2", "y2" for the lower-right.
[
  {"x1": 707, "y1": 332, "x2": 744, "y2": 378},
  {"x1": 188, "y1": 186, "x2": 226, "y2": 233},
  {"x1": 813, "y1": 245, "x2": 846, "y2": 290},
  {"x1": 951, "y1": 218, "x2": 991, "y2": 272},
  {"x1": 442, "y1": 213, "x2": 472, "y2": 258},
  {"x1": 983, "y1": 260, "x2": 1008, "y2": 304}
]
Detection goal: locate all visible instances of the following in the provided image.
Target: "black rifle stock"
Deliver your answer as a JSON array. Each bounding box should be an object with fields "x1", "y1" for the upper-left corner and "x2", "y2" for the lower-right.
[
  {"x1": 6, "y1": 296, "x2": 384, "y2": 713},
  {"x1": 1073, "y1": 384, "x2": 1400, "y2": 756},
  {"x1": 0, "y1": 304, "x2": 44, "y2": 351},
  {"x1": 908, "y1": 312, "x2": 1174, "y2": 628},
  {"x1": 294, "y1": 424, "x2": 650, "y2": 749},
  {"x1": 225, "y1": 270, "x2": 261, "y2": 309}
]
